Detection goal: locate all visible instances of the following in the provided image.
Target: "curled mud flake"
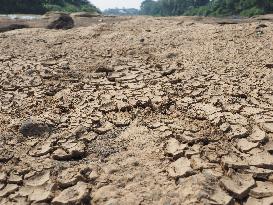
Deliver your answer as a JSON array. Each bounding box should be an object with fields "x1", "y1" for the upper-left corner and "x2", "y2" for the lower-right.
[
  {"x1": 28, "y1": 141, "x2": 52, "y2": 157},
  {"x1": 25, "y1": 170, "x2": 51, "y2": 187},
  {"x1": 0, "y1": 184, "x2": 19, "y2": 197},
  {"x1": 220, "y1": 174, "x2": 255, "y2": 199}
]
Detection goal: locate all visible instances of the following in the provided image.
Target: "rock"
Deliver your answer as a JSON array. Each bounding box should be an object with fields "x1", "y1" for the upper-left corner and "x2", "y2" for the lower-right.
[
  {"x1": 25, "y1": 171, "x2": 50, "y2": 187},
  {"x1": 0, "y1": 184, "x2": 19, "y2": 197},
  {"x1": 168, "y1": 157, "x2": 195, "y2": 178},
  {"x1": 237, "y1": 138, "x2": 259, "y2": 152},
  {"x1": 220, "y1": 174, "x2": 255, "y2": 199},
  {"x1": 249, "y1": 181, "x2": 273, "y2": 199},
  {"x1": 46, "y1": 13, "x2": 74, "y2": 30},
  {"x1": 165, "y1": 138, "x2": 186, "y2": 159},
  {"x1": 52, "y1": 182, "x2": 90, "y2": 205},
  {"x1": 19, "y1": 119, "x2": 53, "y2": 137}
]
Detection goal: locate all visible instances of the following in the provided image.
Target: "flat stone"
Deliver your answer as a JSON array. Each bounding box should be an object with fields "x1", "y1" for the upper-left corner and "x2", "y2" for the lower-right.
[
  {"x1": 0, "y1": 184, "x2": 19, "y2": 197},
  {"x1": 168, "y1": 157, "x2": 195, "y2": 178},
  {"x1": 237, "y1": 138, "x2": 259, "y2": 152},
  {"x1": 165, "y1": 138, "x2": 187, "y2": 158},
  {"x1": 52, "y1": 182, "x2": 90, "y2": 205},
  {"x1": 220, "y1": 174, "x2": 255, "y2": 199},
  {"x1": 249, "y1": 181, "x2": 273, "y2": 199}
]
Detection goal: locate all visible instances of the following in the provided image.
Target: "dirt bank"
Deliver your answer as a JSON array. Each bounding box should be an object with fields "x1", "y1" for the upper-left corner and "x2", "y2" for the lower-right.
[{"x1": 0, "y1": 15, "x2": 273, "y2": 205}]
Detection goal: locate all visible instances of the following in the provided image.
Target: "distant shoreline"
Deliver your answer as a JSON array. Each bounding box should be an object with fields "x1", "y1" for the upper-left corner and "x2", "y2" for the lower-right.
[{"x1": 0, "y1": 14, "x2": 42, "y2": 20}]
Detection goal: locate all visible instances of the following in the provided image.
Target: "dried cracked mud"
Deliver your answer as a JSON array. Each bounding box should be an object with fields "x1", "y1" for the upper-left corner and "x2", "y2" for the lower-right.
[{"x1": 1, "y1": 16, "x2": 273, "y2": 205}]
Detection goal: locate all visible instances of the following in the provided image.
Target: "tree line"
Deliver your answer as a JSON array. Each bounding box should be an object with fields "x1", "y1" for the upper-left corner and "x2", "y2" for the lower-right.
[
  {"x1": 0, "y1": 0, "x2": 99, "y2": 14},
  {"x1": 140, "y1": 0, "x2": 273, "y2": 17}
]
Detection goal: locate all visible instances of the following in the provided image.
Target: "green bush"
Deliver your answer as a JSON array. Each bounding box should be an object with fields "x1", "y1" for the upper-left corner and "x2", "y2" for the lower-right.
[
  {"x1": 240, "y1": 7, "x2": 264, "y2": 16},
  {"x1": 0, "y1": 0, "x2": 100, "y2": 14}
]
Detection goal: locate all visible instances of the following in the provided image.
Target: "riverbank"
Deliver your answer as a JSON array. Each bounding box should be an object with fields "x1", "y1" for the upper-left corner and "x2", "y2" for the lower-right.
[{"x1": 1, "y1": 15, "x2": 273, "y2": 205}]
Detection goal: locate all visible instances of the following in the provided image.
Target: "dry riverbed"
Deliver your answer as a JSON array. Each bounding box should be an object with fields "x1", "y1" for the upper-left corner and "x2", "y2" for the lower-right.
[{"x1": 1, "y1": 15, "x2": 273, "y2": 205}]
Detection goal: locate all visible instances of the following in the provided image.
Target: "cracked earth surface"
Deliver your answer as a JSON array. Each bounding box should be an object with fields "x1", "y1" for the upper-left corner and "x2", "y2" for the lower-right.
[{"x1": 1, "y1": 16, "x2": 273, "y2": 205}]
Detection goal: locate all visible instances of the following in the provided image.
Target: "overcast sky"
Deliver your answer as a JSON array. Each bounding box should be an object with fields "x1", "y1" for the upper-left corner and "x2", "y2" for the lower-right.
[{"x1": 90, "y1": 0, "x2": 143, "y2": 10}]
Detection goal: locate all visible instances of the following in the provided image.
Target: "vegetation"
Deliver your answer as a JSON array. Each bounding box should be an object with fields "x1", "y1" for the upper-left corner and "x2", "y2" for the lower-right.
[
  {"x1": 0, "y1": 0, "x2": 100, "y2": 14},
  {"x1": 140, "y1": 0, "x2": 273, "y2": 17}
]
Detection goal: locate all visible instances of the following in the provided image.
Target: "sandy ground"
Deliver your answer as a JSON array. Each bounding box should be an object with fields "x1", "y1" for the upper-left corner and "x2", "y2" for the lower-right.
[{"x1": 0, "y1": 15, "x2": 273, "y2": 205}]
